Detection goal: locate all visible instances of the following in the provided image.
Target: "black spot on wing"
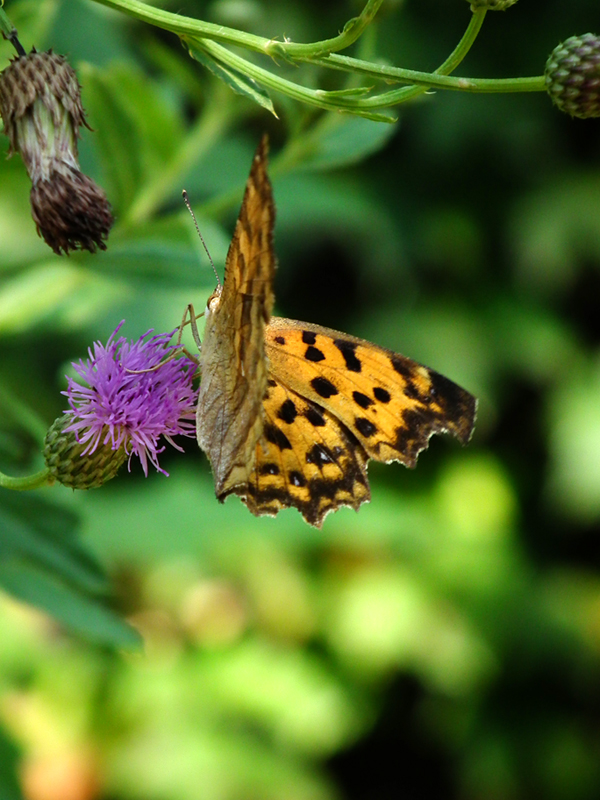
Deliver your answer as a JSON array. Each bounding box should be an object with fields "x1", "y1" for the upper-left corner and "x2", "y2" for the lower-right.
[
  {"x1": 288, "y1": 470, "x2": 307, "y2": 487},
  {"x1": 334, "y1": 339, "x2": 361, "y2": 372},
  {"x1": 373, "y1": 387, "x2": 391, "y2": 403},
  {"x1": 236, "y1": 443, "x2": 370, "y2": 526},
  {"x1": 260, "y1": 463, "x2": 280, "y2": 475},
  {"x1": 268, "y1": 379, "x2": 277, "y2": 387},
  {"x1": 353, "y1": 391, "x2": 373, "y2": 409},
  {"x1": 302, "y1": 330, "x2": 317, "y2": 345},
  {"x1": 391, "y1": 355, "x2": 413, "y2": 379},
  {"x1": 306, "y1": 444, "x2": 334, "y2": 465},
  {"x1": 305, "y1": 406, "x2": 326, "y2": 427},
  {"x1": 274, "y1": 336, "x2": 285, "y2": 345},
  {"x1": 311, "y1": 376, "x2": 339, "y2": 398},
  {"x1": 277, "y1": 399, "x2": 297, "y2": 424},
  {"x1": 355, "y1": 417, "x2": 378, "y2": 438},
  {"x1": 404, "y1": 380, "x2": 430, "y2": 404},
  {"x1": 264, "y1": 423, "x2": 292, "y2": 450},
  {"x1": 305, "y1": 346, "x2": 325, "y2": 362}
]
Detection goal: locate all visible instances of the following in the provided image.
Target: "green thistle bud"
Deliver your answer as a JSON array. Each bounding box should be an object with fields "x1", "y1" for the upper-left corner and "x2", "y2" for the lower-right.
[
  {"x1": 467, "y1": 0, "x2": 519, "y2": 10},
  {"x1": 0, "y1": 49, "x2": 113, "y2": 254},
  {"x1": 44, "y1": 414, "x2": 127, "y2": 489},
  {"x1": 545, "y1": 33, "x2": 600, "y2": 118}
]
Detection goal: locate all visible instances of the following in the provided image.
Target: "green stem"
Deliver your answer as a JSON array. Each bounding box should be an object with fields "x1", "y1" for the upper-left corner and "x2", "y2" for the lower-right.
[
  {"x1": 305, "y1": 9, "x2": 545, "y2": 104},
  {"x1": 0, "y1": 6, "x2": 25, "y2": 55},
  {"x1": 187, "y1": 38, "x2": 395, "y2": 122},
  {"x1": 329, "y1": 7, "x2": 488, "y2": 107},
  {"x1": 189, "y1": 9, "x2": 542, "y2": 121},
  {"x1": 89, "y1": 0, "x2": 546, "y2": 118},
  {"x1": 435, "y1": 7, "x2": 486, "y2": 74},
  {"x1": 89, "y1": 0, "x2": 269, "y2": 51},
  {"x1": 0, "y1": 468, "x2": 53, "y2": 490},
  {"x1": 273, "y1": 0, "x2": 384, "y2": 58},
  {"x1": 314, "y1": 54, "x2": 544, "y2": 96},
  {"x1": 90, "y1": 0, "x2": 384, "y2": 58}
]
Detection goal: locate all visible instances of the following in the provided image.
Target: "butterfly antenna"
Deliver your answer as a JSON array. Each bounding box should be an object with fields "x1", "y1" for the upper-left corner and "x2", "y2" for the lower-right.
[{"x1": 182, "y1": 190, "x2": 221, "y2": 288}]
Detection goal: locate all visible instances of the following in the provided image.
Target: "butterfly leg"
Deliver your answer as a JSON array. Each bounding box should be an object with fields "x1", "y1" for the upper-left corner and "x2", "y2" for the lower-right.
[{"x1": 178, "y1": 302, "x2": 205, "y2": 353}]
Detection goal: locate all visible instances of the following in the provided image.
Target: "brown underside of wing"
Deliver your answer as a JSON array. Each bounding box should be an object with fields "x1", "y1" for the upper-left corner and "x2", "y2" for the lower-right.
[{"x1": 197, "y1": 135, "x2": 276, "y2": 495}]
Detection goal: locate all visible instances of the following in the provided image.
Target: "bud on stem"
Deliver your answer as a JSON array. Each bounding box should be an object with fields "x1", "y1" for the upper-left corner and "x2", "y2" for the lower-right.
[
  {"x1": 44, "y1": 414, "x2": 127, "y2": 489},
  {"x1": 545, "y1": 33, "x2": 600, "y2": 118}
]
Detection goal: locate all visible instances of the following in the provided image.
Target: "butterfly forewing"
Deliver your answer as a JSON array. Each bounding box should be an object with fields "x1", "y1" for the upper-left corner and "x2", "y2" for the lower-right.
[
  {"x1": 264, "y1": 318, "x2": 477, "y2": 468},
  {"x1": 196, "y1": 135, "x2": 276, "y2": 495}
]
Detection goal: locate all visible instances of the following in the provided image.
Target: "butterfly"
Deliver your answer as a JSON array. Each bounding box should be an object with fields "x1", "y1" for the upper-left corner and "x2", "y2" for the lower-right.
[{"x1": 195, "y1": 136, "x2": 477, "y2": 528}]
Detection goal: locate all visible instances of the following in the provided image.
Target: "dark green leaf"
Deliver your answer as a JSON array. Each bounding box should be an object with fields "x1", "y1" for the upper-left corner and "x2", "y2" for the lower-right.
[
  {"x1": 292, "y1": 116, "x2": 399, "y2": 171},
  {"x1": 0, "y1": 724, "x2": 23, "y2": 800},
  {"x1": 0, "y1": 493, "x2": 107, "y2": 594},
  {"x1": 0, "y1": 560, "x2": 140, "y2": 648}
]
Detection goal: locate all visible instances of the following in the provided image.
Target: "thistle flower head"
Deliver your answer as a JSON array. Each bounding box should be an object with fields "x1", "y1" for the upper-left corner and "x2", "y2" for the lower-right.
[
  {"x1": 0, "y1": 49, "x2": 113, "y2": 253},
  {"x1": 545, "y1": 34, "x2": 600, "y2": 118},
  {"x1": 45, "y1": 323, "x2": 198, "y2": 488}
]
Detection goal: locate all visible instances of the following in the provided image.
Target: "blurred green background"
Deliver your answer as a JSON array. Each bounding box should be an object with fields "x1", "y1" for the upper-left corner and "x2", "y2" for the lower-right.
[{"x1": 2, "y1": 0, "x2": 600, "y2": 798}]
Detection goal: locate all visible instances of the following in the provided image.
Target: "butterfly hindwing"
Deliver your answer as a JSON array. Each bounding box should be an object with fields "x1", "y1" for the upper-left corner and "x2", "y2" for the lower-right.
[{"x1": 226, "y1": 378, "x2": 370, "y2": 527}]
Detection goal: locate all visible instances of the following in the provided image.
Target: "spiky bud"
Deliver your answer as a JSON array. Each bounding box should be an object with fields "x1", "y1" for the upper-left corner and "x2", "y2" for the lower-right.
[
  {"x1": 44, "y1": 414, "x2": 127, "y2": 489},
  {"x1": 467, "y1": 0, "x2": 519, "y2": 10},
  {"x1": 0, "y1": 49, "x2": 113, "y2": 254},
  {"x1": 545, "y1": 34, "x2": 600, "y2": 118}
]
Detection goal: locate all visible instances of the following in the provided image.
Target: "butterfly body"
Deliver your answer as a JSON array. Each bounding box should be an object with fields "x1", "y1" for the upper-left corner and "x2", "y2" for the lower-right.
[{"x1": 196, "y1": 136, "x2": 477, "y2": 527}]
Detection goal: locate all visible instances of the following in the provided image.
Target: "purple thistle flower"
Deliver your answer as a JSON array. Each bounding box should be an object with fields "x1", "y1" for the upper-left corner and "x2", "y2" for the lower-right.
[{"x1": 62, "y1": 322, "x2": 198, "y2": 477}]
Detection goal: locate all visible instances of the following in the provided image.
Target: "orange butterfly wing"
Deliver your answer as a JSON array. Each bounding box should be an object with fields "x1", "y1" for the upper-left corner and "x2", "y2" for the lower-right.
[
  {"x1": 265, "y1": 318, "x2": 476, "y2": 466},
  {"x1": 196, "y1": 136, "x2": 477, "y2": 527}
]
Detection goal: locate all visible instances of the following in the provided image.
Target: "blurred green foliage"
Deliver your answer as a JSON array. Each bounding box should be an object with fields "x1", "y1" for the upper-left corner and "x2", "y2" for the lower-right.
[{"x1": 2, "y1": 1, "x2": 600, "y2": 799}]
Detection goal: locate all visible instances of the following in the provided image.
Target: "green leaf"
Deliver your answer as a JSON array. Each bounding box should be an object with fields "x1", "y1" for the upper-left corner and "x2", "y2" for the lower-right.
[
  {"x1": 0, "y1": 492, "x2": 107, "y2": 594},
  {"x1": 0, "y1": 262, "x2": 87, "y2": 335},
  {"x1": 0, "y1": 560, "x2": 140, "y2": 648},
  {"x1": 94, "y1": 212, "x2": 228, "y2": 287},
  {"x1": 187, "y1": 40, "x2": 277, "y2": 117},
  {"x1": 0, "y1": 493, "x2": 139, "y2": 648},
  {"x1": 77, "y1": 63, "x2": 142, "y2": 214},
  {"x1": 79, "y1": 61, "x2": 185, "y2": 214},
  {"x1": 291, "y1": 115, "x2": 399, "y2": 171}
]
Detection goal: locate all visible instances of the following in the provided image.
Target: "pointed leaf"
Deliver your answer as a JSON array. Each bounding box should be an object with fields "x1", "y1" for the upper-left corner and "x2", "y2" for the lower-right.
[{"x1": 187, "y1": 40, "x2": 277, "y2": 117}]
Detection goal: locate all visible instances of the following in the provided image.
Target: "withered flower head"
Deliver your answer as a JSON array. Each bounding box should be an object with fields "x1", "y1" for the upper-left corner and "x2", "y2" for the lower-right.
[{"x1": 0, "y1": 49, "x2": 113, "y2": 254}]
